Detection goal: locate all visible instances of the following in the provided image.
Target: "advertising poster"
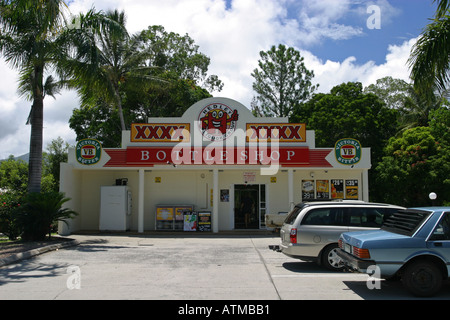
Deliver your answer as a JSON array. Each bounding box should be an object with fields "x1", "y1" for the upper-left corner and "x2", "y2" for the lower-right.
[
  {"x1": 184, "y1": 212, "x2": 197, "y2": 231},
  {"x1": 156, "y1": 207, "x2": 173, "y2": 221},
  {"x1": 220, "y1": 190, "x2": 229, "y2": 202},
  {"x1": 316, "y1": 180, "x2": 330, "y2": 199},
  {"x1": 331, "y1": 179, "x2": 344, "y2": 199},
  {"x1": 198, "y1": 212, "x2": 211, "y2": 232},
  {"x1": 302, "y1": 180, "x2": 315, "y2": 200},
  {"x1": 345, "y1": 180, "x2": 359, "y2": 199},
  {"x1": 175, "y1": 207, "x2": 192, "y2": 221}
]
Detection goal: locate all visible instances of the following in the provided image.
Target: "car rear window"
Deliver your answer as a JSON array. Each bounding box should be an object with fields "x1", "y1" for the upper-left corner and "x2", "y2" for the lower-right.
[
  {"x1": 381, "y1": 209, "x2": 431, "y2": 236},
  {"x1": 284, "y1": 204, "x2": 307, "y2": 225}
]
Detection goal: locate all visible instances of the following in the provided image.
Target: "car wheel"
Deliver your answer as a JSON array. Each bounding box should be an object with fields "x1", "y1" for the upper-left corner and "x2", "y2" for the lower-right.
[
  {"x1": 402, "y1": 260, "x2": 443, "y2": 297},
  {"x1": 322, "y1": 244, "x2": 344, "y2": 271}
]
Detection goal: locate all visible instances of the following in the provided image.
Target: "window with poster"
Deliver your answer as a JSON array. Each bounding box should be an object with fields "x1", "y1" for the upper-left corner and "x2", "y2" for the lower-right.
[
  {"x1": 302, "y1": 180, "x2": 315, "y2": 201},
  {"x1": 331, "y1": 179, "x2": 344, "y2": 199},
  {"x1": 345, "y1": 180, "x2": 359, "y2": 199},
  {"x1": 316, "y1": 180, "x2": 330, "y2": 199}
]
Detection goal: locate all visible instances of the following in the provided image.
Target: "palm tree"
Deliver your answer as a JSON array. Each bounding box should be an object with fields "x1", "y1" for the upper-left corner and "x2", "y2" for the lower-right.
[
  {"x1": 0, "y1": 1, "x2": 120, "y2": 193},
  {"x1": 67, "y1": 9, "x2": 159, "y2": 131},
  {"x1": 0, "y1": 0, "x2": 69, "y2": 193},
  {"x1": 398, "y1": 88, "x2": 448, "y2": 132},
  {"x1": 409, "y1": 0, "x2": 450, "y2": 96}
]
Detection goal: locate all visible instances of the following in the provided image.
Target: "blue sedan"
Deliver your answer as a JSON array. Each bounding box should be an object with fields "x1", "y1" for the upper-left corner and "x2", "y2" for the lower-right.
[{"x1": 337, "y1": 207, "x2": 450, "y2": 297}]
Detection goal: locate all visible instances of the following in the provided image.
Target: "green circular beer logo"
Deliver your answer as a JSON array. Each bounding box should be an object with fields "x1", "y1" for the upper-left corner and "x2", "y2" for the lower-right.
[
  {"x1": 335, "y1": 138, "x2": 361, "y2": 165},
  {"x1": 76, "y1": 139, "x2": 102, "y2": 165}
]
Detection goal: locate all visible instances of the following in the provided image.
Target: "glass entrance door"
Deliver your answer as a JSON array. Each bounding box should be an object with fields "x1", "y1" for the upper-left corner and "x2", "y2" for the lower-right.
[{"x1": 234, "y1": 184, "x2": 266, "y2": 229}]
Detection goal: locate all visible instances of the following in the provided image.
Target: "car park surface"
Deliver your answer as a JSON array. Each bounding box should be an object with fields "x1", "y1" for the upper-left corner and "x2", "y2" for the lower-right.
[
  {"x1": 276, "y1": 201, "x2": 404, "y2": 270},
  {"x1": 338, "y1": 207, "x2": 450, "y2": 297},
  {"x1": 2, "y1": 232, "x2": 450, "y2": 301}
]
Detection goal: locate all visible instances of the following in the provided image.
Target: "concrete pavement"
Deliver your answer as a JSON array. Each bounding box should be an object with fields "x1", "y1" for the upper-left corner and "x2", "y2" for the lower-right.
[{"x1": 1, "y1": 232, "x2": 449, "y2": 300}]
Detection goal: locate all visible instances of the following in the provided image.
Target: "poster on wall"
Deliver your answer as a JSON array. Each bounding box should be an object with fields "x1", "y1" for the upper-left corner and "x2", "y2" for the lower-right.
[
  {"x1": 331, "y1": 179, "x2": 344, "y2": 199},
  {"x1": 345, "y1": 180, "x2": 359, "y2": 199},
  {"x1": 316, "y1": 180, "x2": 330, "y2": 199},
  {"x1": 220, "y1": 190, "x2": 229, "y2": 202},
  {"x1": 198, "y1": 212, "x2": 211, "y2": 232},
  {"x1": 302, "y1": 180, "x2": 315, "y2": 200}
]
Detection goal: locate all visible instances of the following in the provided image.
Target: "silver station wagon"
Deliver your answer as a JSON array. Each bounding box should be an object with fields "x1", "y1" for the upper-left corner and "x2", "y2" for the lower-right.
[{"x1": 275, "y1": 201, "x2": 404, "y2": 270}]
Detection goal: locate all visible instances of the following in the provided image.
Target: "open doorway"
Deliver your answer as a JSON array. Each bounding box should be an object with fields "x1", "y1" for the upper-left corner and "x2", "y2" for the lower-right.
[{"x1": 234, "y1": 185, "x2": 266, "y2": 229}]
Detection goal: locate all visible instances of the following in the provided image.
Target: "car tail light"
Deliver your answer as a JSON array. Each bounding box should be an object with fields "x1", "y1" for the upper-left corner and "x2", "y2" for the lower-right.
[
  {"x1": 290, "y1": 228, "x2": 297, "y2": 244},
  {"x1": 338, "y1": 239, "x2": 343, "y2": 249},
  {"x1": 352, "y1": 247, "x2": 370, "y2": 259}
]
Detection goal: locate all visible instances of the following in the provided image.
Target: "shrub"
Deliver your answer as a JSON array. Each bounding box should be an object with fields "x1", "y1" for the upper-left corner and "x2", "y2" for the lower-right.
[
  {"x1": 18, "y1": 192, "x2": 78, "y2": 241},
  {"x1": 0, "y1": 191, "x2": 23, "y2": 240}
]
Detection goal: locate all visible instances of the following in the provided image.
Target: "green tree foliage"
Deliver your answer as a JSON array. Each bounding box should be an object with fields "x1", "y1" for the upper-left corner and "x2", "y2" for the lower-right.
[
  {"x1": 291, "y1": 82, "x2": 398, "y2": 164},
  {"x1": 375, "y1": 126, "x2": 450, "y2": 207},
  {"x1": 69, "y1": 25, "x2": 215, "y2": 147},
  {"x1": 429, "y1": 105, "x2": 450, "y2": 143},
  {"x1": 251, "y1": 44, "x2": 317, "y2": 117},
  {"x1": 364, "y1": 76, "x2": 448, "y2": 132},
  {"x1": 364, "y1": 76, "x2": 411, "y2": 110},
  {"x1": 0, "y1": 0, "x2": 68, "y2": 193},
  {"x1": 0, "y1": 0, "x2": 119, "y2": 193},
  {"x1": 0, "y1": 156, "x2": 28, "y2": 193},
  {"x1": 65, "y1": 9, "x2": 142, "y2": 131},
  {"x1": 18, "y1": 191, "x2": 78, "y2": 241},
  {"x1": 0, "y1": 191, "x2": 22, "y2": 240},
  {"x1": 409, "y1": 0, "x2": 450, "y2": 96},
  {"x1": 135, "y1": 25, "x2": 223, "y2": 93},
  {"x1": 43, "y1": 136, "x2": 69, "y2": 190}
]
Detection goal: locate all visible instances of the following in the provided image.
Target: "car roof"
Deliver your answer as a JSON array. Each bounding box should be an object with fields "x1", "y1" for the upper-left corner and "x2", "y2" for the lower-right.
[
  {"x1": 408, "y1": 207, "x2": 450, "y2": 213},
  {"x1": 295, "y1": 200, "x2": 404, "y2": 208}
]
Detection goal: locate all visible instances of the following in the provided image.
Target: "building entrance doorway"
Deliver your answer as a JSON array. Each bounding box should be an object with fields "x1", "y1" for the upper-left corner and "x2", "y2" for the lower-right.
[{"x1": 234, "y1": 184, "x2": 266, "y2": 229}]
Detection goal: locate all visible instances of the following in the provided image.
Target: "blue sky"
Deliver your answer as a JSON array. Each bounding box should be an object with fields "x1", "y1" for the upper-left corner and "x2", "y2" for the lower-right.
[
  {"x1": 0, "y1": 0, "x2": 441, "y2": 158},
  {"x1": 305, "y1": 0, "x2": 436, "y2": 65}
]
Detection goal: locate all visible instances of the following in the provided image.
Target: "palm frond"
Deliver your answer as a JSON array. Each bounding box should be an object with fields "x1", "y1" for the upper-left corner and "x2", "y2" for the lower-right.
[{"x1": 408, "y1": 15, "x2": 450, "y2": 95}]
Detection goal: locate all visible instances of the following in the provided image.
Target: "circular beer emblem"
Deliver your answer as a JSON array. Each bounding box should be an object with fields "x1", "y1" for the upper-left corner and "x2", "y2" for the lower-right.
[
  {"x1": 76, "y1": 138, "x2": 102, "y2": 165},
  {"x1": 198, "y1": 103, "x2": 239, "y2": 141},
  {"x1": 335, "y1": 138, "x2": 361, "y2": 165}
]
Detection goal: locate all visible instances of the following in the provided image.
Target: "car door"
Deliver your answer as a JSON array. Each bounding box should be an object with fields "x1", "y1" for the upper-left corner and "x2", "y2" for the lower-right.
[{"x1": 427, "y1": 212, "x2": 450, "y2": 267}]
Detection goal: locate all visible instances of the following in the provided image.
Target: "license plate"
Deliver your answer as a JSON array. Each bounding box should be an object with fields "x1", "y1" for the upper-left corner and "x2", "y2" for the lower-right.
[{"x1": 344, "y1": 243, "x2": 352, "y2": 254}]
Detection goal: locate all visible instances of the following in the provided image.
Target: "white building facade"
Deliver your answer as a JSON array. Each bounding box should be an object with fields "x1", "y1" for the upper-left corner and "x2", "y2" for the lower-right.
[{"x1": 59, "y1": 97, "x2": 371, "y2": 234}]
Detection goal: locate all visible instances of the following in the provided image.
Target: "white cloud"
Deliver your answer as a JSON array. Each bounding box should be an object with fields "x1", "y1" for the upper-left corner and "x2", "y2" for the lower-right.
[
  {"x1": 292, "y1": 0, "x2": 364, "y2": 45},
  {"x1": 304, "y1": 37, "x2": 415, "y2": 93},
  {"x1": 0, "y1": 0, "x2": 418, "y2": 159}
]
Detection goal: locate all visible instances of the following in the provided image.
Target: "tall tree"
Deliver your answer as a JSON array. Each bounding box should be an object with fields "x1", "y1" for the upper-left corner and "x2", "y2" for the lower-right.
[
  {"x1": 408, "y1": 0, "x2": 450, "y2": 95},
  {"x1": 136, "y1": 25, "x2": 223, "y2": 93},
  {"x1": 0, "y1": 1, "x2": 118, "y2": 193},
  {"x1": 251, "y1": 44, "x2": 317, "y2": 117},
  {"x1": 376, "y1": 126, "x2": 450, "y2": 206},
  {"x1": 0, "y1": 0, "x2": 68, "y2": 193},
  {"x1": 291, "y1": 82, "x2": 398, "y2": 162},
  {"x1": 364, "y1": 76, "x2": 411, "y2": 110},
  {"x1": 66, "y1": 10, "x2": 159, "y2": 131},
  {"x1": 43, "y1": 136, "x2": 69, "y2": 190},
  {"x1": 364, "y1": 76, "x2": 448, "y2": 132},
  {"x1": 69, "y1": 25, "x2": 218, "y2": 146}
]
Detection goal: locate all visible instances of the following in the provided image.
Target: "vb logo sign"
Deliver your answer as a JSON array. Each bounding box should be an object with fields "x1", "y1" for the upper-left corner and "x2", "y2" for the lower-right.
[
  {"x1": 335, "y1": 138, "x2": 362, "y2": 166},
  {"x1": 76, "y1": 138, "x2": 102, "y2": 165}
]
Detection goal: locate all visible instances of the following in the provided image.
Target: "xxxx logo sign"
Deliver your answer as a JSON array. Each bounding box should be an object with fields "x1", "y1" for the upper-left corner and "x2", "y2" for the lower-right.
[
  {"x1": 131, "y1": 124, "x2": 190, "y2": 142},
  {"x1": 246, "y1": 123, "x2": 306, "y2": 142}
]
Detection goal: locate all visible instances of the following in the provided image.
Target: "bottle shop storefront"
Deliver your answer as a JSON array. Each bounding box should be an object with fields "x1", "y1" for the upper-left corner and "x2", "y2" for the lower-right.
[{"x1": 59, "y1": 97, "x2": 371, "y2": 234}]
